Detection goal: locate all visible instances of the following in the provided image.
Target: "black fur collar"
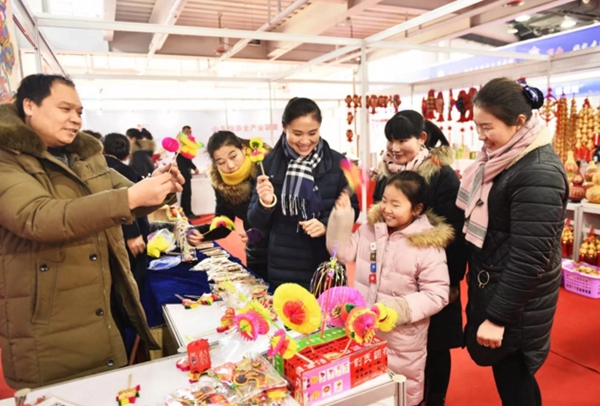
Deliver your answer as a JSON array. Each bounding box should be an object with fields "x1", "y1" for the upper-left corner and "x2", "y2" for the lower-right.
[{"x1": 0, "y1": 103, "x2": 102, "y2": 159}]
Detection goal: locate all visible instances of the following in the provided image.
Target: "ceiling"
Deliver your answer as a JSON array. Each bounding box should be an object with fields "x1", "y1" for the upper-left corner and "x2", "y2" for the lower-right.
[{"x1": 25, "y1": 0, "x2": 584, "y2": 64}]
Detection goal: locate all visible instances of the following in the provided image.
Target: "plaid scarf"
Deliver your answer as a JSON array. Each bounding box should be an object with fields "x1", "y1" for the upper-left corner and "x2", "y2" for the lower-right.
[{"x1": 281, "y1": 135, "x2": 324, "y2": 220}]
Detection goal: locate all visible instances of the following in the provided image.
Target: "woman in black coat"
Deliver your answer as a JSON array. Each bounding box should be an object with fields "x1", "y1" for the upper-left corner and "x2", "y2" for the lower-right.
[
  {"x1": 458, "y1": 78, "x2": 567, "y2": 406},
  {"x1": 126, "y1": 128, "x2": 156, "y2": 178},
  {"x1": 248, "y1": 98, "x2": 359, "y2": 289},
  {"x1": 187, "y1": 131, "x2": 269, "y2": 281},
  {"x1": 103, "y1": 133, "x2": 150, "y2": 293},
  {"x1": 373, "y1": 111, "x2": 467, "y2": 406}
]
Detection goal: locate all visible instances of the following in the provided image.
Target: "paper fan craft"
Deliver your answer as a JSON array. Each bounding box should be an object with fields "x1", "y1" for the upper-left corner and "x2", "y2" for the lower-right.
[
  {"x1": 339, "y1": 158, "x2": 363, "y2": 195},
  {"x1": 273, "y1": 284, "x2": 322, "y2": 335},
  {"x1": 268, "y1": 329, "x2": 298, "y2": 359},
  {"x1": 371, "y1": 303, "x2": 399, "y2": 332},
  {"x1": 249, "y1": 137, "x2": 268, "y2": 175},
  {"x1": 178, "y1": 132, "x2": 204, "y2": 160},
  {"x1": 345, "y1": 307, "x2": 378, "y2": 345},
  {"x1": 318, "y1": 287, "x2": 366, "y2": 327},
  {"x1": 233, "y1": 310, "x2": 269, "y2": 341}
]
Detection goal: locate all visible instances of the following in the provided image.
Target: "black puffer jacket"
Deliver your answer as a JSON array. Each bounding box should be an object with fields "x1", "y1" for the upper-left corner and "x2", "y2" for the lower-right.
[
  {"x1": 465, "y1": 138, "x2": 567, "y2": 375},
  {"x1": 195, "y1": 160, "x2": 269, "y2": 281},
  {"x1": 130, "y1": 139, "x2": 155, "y2": 178},
  {"x1": 374, "y1": 146, "x2": 467, "y2": 349},
  {"x1": 247, "y1": 138, "x2": 359, "y2": 289}
]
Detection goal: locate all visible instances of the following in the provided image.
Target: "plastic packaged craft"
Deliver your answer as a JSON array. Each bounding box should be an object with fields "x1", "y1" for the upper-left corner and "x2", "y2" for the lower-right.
[
  {"x1": 175, "y1": 217, "x2": 198, "y2": 263},
  {"x1": 147, "y1": 228, "x2": 176, "y2": 258},
  {"x1": 211, "y1": 355, "x2": 288, "y2": 403},
  {"x1": 191, "y1": 257, "x2": 236, "y2": 272},
  {"x1": 148, "y1": 255, "x2": 182, "y2": 271},
  {"x1": 165, "y1": 375, "x2": 237, "y2": 405}
]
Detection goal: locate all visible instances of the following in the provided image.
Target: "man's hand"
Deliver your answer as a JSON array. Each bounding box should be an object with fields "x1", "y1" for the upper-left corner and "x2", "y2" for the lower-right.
[
  {"x1": 187, "y1": 229, "x2": 204, "y2": 246},
  {"x1": 126, "y1": 236, "x2": 146, "y2": 258},
  {"x1": 299, "y1": 219, "x2": 326, "y2": 238},
  {"x1": 128, "y1": 173, "x2": 180, "y2": 209}
]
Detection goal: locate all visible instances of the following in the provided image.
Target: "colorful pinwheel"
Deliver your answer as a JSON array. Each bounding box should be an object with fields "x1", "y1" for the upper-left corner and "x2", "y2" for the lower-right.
[
  {"x1": 268, "y1": 329, "x2": 298, "y2": 359},
  {"x1": 273, "y1": 284, "x2": 321, "y2": 335}
]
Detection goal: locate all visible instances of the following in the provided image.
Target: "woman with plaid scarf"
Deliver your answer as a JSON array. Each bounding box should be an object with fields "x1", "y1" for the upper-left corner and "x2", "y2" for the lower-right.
[{"x1": 248, "y1": 98, "x2": 359, "y2": 289}]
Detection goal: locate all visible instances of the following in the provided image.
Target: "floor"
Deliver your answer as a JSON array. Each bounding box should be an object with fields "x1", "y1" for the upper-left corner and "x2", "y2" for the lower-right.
[{"x1": 1, "y1": 217, "x2": 598, "y2": 405}]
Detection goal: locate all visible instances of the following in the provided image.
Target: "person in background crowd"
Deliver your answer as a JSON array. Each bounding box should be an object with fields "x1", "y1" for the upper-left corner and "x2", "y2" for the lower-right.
[
  {"x1": 327, "y1": 172, "x2": 451, "y2": 406},
  {"x1": 187, "y1": 131, "x2": 269, "y2": 281},
  {"x1": 0, "y1": 74, "x2": 184, "y2": 388},
  {"x1": 103, "y1": 132, "x2": 150, "y2": 293},
  {"x1": 177, "y1": 125, "x2": 200, "y2": 219},
  {"x1": 247, "y1": 97, "x2": 359, "y2": 289},
  {"x1": 83, "y1": 129, "x2": 103, "y2": 142},
  {"x1": 373, "y1": 111, "x2": 467, "y2": 406},
  {"x1": 458, "y1": 78, "x2": 567, "y2": 406},
  {"x1": 126, "y1": 127, "x2": 156, "y2": 178}
]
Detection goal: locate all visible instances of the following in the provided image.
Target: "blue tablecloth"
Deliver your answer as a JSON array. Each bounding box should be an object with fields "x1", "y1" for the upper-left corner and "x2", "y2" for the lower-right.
[{"x1": 141, "y1": 245, "x2": 246, "y2": 328}]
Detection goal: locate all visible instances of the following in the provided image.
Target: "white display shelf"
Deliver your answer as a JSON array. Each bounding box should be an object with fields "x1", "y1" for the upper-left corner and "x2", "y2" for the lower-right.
[{"x1": 581, "y1": 200, "x2": 600, "y2": 215}]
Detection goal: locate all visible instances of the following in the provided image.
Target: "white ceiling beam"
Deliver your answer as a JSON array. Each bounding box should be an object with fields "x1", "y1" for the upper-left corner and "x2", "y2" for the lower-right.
[
  {"x1": 11, "y1": 0, "x2": 67, "y2": 75},
  {"x1": 147, "y1": 0, "x2": 189, "y2": 58},
  {"x1": 365, "y1": 0, "x2": 484, "y2": 44},
  {"x1": 103, "y1": 0, "x2": 117, "y2": 42},
  {"x1": 215, "y1": 0, "x2": 310, "y2": 65},
  {"x1": 369, "y1": 42, "x2": 549, "y2": 61},
  {"x1": 270, "y1": 44, "x2": 361, "y2": 82},
  {"x1": 268, "y1": 0, "x2": 384, "y2": 60},
  {"x1": 35, "y1": 15, "x2": 361, "y2": 46},
  {"x1": 69, "y1": 73, "x2": 401, "y2": 86}
]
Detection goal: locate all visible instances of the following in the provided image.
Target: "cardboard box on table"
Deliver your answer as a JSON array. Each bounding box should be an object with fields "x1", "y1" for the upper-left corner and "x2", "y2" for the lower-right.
[{"x1": 274, "y1": 328, "x2": 388, "y2": 406}]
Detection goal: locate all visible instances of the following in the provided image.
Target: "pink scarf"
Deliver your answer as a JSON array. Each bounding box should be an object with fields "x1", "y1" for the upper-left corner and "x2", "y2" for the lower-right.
[
  {"x1": 385, "y1": 151, "x2": 403, "y2": 174},
  {"x1": 393, "y1": 146, "x2": 430, "y2": 173},
  {"x1": 456, "y1": 115, "x2": 543, "y2": 248}
]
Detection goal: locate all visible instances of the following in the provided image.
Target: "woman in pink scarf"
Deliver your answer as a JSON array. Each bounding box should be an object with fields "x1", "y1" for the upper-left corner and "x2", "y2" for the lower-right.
[{"x1": 458, "y1": 78, "x2": 567, "y2": 406}]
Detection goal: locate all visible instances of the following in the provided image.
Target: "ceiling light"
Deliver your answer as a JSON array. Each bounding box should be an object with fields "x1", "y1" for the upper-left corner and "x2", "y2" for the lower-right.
[
  {"x1": 561, "y1": 17, "x2": 577, "y2": 29},
  {"x1": 507, "y1": 24, "x2": 519, "y2": 34},
  {"x1": 515, "y1": 15, "x2": 531, "y2": 22}
]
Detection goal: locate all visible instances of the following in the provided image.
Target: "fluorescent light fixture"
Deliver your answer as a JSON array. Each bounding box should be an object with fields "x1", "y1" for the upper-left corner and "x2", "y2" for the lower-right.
[
  {"x1": 515, "y1": 15, "x2": 531, "y2": 22},
  {"x1": 561, "y1": 17, "x2": 577, "y2": 29},
  {"x1": 507, "y1": 25, "x2": 519, "y2": 34}
]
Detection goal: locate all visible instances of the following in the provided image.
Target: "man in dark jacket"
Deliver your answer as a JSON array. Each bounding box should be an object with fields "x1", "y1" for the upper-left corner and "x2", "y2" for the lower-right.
[{"x1": 177, "y1": 125, "x2": 200, "y2": 218}]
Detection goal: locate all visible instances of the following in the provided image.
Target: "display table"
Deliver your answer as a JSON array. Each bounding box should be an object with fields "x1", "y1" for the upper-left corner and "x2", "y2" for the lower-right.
[
  {"x1": 0, "y1": 355, "x2": 402, "y2": 406},
  {"x1": 162, "y1": 304, "x2": 406, "y2": 406}
]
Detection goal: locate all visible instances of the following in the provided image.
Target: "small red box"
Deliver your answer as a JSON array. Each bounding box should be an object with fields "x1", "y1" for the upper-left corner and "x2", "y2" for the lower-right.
[{"x1": 277, "y1": 334, "x2": 388, "y2": 405}]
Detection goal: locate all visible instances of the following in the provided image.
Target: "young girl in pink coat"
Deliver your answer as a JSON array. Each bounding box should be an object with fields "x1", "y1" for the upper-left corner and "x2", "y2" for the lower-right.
[{"x1": 326, "y1": 171, "x2": 452, "y2": 406}]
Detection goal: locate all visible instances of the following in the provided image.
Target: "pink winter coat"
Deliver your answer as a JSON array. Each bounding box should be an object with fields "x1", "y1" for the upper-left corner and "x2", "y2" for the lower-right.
[{"x1": 326, "y1": 204, "x2": 452, "y2": 406}]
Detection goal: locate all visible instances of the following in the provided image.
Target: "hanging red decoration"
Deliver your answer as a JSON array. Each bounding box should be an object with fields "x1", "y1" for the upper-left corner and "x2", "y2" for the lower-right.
[
  {"x1": 346, "y1": 129, "x2": 354, "y2": 142},
  {"x1": 391, "y1": 94, "x2": 401, "y2": 113},
  {"x1": 345, "y1": 95, "x2": 353, "y2": 109},
  {"x1": 369, "y1": 95, "x2": 379, "y2": 114},
  {"x1": 447, "y1": 89, "x2": 456, "y2": 121},
  {"x1": 347, "y1": 112, "x2": 354, "y2": 125},
  {"x1": 540, "y1": 87, "x2": 558, "y2": 124},
  {"x1": 378, "y1": 95, "x2": 389, "y2": 108},
  {"x1": 465, "y1": 87, "x2": 478, "y2": 122},
  {"x1": 426, "y1": 90, "x2": 436, "y2": 120},
  {"x1": 456, "y1": 90, "x2": 468, "y2": 122},
  {"x1": 435, "y1": 92, "x2": 445, "y2": 122},
  {"x1": 421, "y1": 97, "x2": 428, "y2": 118}
]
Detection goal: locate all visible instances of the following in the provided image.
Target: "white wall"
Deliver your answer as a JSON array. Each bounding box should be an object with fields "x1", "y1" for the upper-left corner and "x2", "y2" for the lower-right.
[{"x1": 83, "y1": 107, "x2": 349, "y2": 171}]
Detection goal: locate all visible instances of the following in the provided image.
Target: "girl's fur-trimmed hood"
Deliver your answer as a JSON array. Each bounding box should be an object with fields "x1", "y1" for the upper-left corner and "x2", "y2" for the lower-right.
[
  {"x1": 378, "y1": 145, "x2": 455, "y2": 183},
  {"x1": 367, "y1": 203, "x2": 454, "y2": 249}
]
